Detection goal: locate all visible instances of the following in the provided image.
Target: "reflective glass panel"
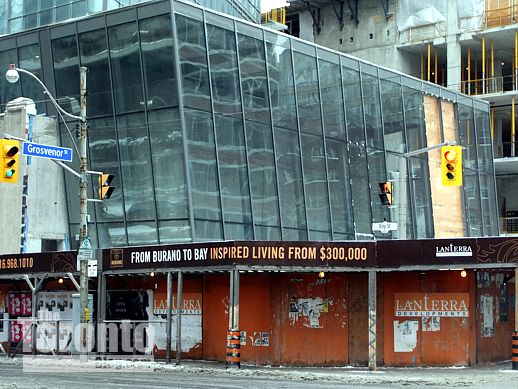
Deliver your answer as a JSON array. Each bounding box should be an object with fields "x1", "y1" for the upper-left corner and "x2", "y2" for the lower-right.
[
  {"x1": 117, "y1": 113, "x2": 156, "y2": 222},
  {"x1": 194, "y1": 219, "x2": 223, "y2": 241},
  {"x1": 266, "y1": 37, "x2": 296, "y2": 130},
  {"x1": 293, "y1": 51, "x2": 321, "y2": 135},
  {"x1": 361, "y1": 72, "x2": 384, "y2": 149},
  {"x1": 159, "y1": 220, "x2": 191, "y2": 244},
  {"x1": 237, "y1": 33, "x2": 269, "y2": 124},
  {"x1": 79, "y1": 29, "x2": 113, "y2": 117},
  {"x1": 245, "y1": 121, "x2": 280, "y2": 227},
  {"x1": 458, "y1": 103, "x2": 482, "y2": 236},
  {"x1": 127, "y1": 221, "x2": 158, "y2": 245},
  {"x1": 475, "y1": 108, "x2": 498, "y2": 236},
  {"x1": 52, "y1": 35, "x2": 80, "y2": 115},
  {"x1": 185, "y1": 108, "x2": 222, "y2": 221},
  {"x1": 0, "y1": 49, "x2": 20, "y2": 113},
  {"x1": 88, "y1": 117, "x2": 123, "y2": 223},
  {"x1": 206, "y1": 24, "x2": 241, "y2": 116},
  {"x1": 176, "y1": 15, "x2": 210, "y2": 111},
  {"x1": 301, "y1": 133, "x2": 330, "y2": 232},
  {"x1": 139, "y1": 15, "x2": 177, "y2": 110},
  {"x1": 148, "y1": 108, "x2": 188, "y2": 220},
  {"x1": 381, "y1": 80, "x2": 405, "y2": 153},
  {"x1": 326, "y1": 139, "x2": 354, "y2": 235},
  {"x1": 108, "y1": 21, "x2": 144, "y2": 113},
  {"x1": 319, "y1": 59, "x2": 345, "y2": 140},
  {"x1": 275, "y1": 128, "x2": 306, "y2": 230},
  {"x1": 18, "y1": 44, "x2": 44, "y2": 114},
  {"x1": 342, "y1": 66, "x2": 364, "y2": 144},
  {"x1": 348, "y1": 143, "x2": 371, "y2": 235},
  {"x1": 97, "y1": 222, "x2": 127, "y2": 247},
  {"x1": 214, "y1": 114, "x2": 252, "y2": 225}
]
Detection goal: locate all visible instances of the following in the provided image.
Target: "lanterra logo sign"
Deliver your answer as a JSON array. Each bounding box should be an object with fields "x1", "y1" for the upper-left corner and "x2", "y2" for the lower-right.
[
  {"x1": 109, "y1": 249, "x2": 124, "y2": 268},
  {"x1": 435, "y1": 243, "x2": 473, "y2": 257}
]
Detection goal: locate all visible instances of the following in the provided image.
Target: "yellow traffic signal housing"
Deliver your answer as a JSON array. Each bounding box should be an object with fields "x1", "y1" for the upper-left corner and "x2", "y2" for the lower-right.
[
  {"x1": 98, "y1": 173, "x2": 115, "y2": 200},
  {"x1": 441, "y1": 146, "x2": 462, "y2": 186},
  {"x1": 378, "y1": 181, "x2": 393, "y2": 206},
  {"x1": 0, "y1": 139, "x2": 20, "y2": 184}
]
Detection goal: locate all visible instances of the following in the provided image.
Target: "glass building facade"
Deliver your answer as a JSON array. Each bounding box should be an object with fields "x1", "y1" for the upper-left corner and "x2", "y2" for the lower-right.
[
  {"x1": 0, "y1": 0, "x2": 499, "y2": 248},
  {"x1": 0, "y1": 0, "x2": 261, "y2": 36}
]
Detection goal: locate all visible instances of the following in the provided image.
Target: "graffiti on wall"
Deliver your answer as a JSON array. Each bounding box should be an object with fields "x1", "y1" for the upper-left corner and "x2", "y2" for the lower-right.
[{"x1": 288, "y1": 297, "x2": 331, "y2": 328}]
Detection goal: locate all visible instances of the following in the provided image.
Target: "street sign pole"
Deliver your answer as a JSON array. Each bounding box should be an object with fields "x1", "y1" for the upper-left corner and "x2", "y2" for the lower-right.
[{"x1": 78, "y1": 67, "x2": 89, "y2": 361}]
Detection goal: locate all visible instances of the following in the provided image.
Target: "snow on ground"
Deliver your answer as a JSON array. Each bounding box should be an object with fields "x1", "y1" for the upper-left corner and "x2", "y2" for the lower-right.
[{"x1": 0, "y1": 356, "x2": 516, "y2": 387}]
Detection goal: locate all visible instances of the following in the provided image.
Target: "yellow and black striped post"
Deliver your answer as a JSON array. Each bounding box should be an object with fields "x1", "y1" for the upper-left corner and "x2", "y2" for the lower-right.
[{"x1": 226, "y1": 330, "x2": 241, "y2": 368}]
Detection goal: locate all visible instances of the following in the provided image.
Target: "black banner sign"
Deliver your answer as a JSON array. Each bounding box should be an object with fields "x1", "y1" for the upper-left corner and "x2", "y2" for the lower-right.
[
  {"x1": 103, "y1": 241, "x2": 376, "y2": 271},
  {"x1": 0, "y1": 251, "x2": 76, "y2": 275}
]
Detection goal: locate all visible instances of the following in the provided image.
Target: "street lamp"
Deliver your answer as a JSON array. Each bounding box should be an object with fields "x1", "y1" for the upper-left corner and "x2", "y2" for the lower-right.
[{"x1": 5, "y1": 64, "x2": 90, "y2": 358}]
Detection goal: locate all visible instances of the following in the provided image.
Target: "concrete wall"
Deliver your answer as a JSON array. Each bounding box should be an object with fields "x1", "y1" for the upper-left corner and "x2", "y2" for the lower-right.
[
  {"x1": 25, "y1": 115, "x2": 69, "y2": 252},
  {"x1": 0, "y1": 99, "x2": 69, "y2": 255},
  {"x1": 297, "y1": 0, "x2": 418, "y2": 75}
]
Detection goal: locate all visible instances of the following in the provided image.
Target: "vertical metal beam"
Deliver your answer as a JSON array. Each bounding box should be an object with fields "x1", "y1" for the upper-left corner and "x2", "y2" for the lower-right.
[
  {"x1": 228, "y1": 269, "x2": 234, "y2": 330},
  {"x1": 175, "y1": 271, "x2": 183, "y2": 365},
  {"x1": 467, "y1": 47, "x2": 471, "y2": 95},
  {"x1": 515, "y1": 31, "x2": 518, "y2": 91},
  {"x1": 262, "y1": 30, "x2": 284, "y2": 238},
  {"x1": 314, "y1": 53, "x2": 334, "y2": 239},
  {"x1": 202, "y1": 8, "x2": 226, "y2": 239},
  {"x1": 166, "y1": 271, "x2": 173, "y2": 363},
  {"x1": 31, "y1": 276, "x2": 38, "y2": 354},
  {"x1": 233, "y1": 20, "x2": 256, "y2": 239},
  {"x1": 482, "y1": 36, "x2": 486, "y2": 93},
  {"x1": 489, "y1": 107, "x2": 495, "y2": 141},
  {"x1": 368, "y1": 270, "x2": 377, "y2": 370},
  {"x1": 427, "y1": 43, "x2": 431, "y2": 82},
  {"x1": 434, "y1": 47, "x2": 438, "y2": 84},
  {"x1": 170, "y1": 1, "x2": 197, "y2": 239},
  {"x1": 289, "y1": 40, "x2": 310, "y2": 240},
  {"x1": 233, "y1": 270, "x2": 239, "y2": 330},
  {"x1": 513, "y1": 96, "x2": 516, "y2": 157},
  {"x1": 490, "y1": 39, "x2": 496, "y2": 93},
  {"x1": 420, "y1": 52, "x2": 424, "y2": 80}
]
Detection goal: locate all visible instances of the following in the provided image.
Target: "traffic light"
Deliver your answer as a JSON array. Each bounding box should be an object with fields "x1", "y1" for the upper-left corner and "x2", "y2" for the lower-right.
[
  {"x1": 378, "y1": 181, "x2": 393, "y2": 206},
  {"x1": 98, "y1": 173, "x2": 115, "y2": 200},
  {"x1": 441, "y1": 146, "x2": 462, "y2": 186},
  {"x1": 0, "y1": 139, "x2": 20, "y2": 184}
]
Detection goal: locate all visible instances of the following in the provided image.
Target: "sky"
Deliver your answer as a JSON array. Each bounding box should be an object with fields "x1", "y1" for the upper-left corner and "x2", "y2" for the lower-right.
[{"x1": 261, "y1": 0, "x2": 290, "y2": 12}]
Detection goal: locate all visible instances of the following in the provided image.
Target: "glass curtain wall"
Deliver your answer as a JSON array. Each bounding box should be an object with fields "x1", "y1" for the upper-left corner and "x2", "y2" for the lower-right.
[
  {"x1": 3, "y1": 0, "x2": 260, "y2": 35},
  {"x1": 0, "y1": 0, "x2": 499, "y2": 247}
]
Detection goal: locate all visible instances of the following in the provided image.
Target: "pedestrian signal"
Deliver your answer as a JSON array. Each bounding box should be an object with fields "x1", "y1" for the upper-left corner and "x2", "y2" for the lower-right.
[{"x1": 378, "y1": 182, "x2": 393, "y2": 206}]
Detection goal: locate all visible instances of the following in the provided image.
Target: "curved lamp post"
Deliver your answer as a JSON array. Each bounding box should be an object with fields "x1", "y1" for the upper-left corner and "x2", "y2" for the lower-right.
[{"x1": 6, "y1": 64, "x2": 90, "y2": 358}]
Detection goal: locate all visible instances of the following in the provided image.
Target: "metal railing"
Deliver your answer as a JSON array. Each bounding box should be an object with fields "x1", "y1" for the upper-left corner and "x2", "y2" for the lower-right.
[
  {"x1": 493, "y1": 141, "x2": 518, "y2": 158},
  {"x1": 460, "y1": 75, "x2": 518, "y2": 96}
]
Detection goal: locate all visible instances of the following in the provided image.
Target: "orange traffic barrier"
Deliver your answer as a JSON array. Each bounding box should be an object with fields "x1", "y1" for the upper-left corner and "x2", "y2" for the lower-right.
[
  {"x1": 226, "y1": 330, "x2": 241, "y2": 368},
  {"x1": 512, "y1": 332, "x2": 518, "y2": 370}
]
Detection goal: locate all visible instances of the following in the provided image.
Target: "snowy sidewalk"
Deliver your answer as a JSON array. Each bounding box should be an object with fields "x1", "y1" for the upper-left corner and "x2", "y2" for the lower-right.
[{"x1": 0, "y1": 356, "x2": 516, "y2": 388}]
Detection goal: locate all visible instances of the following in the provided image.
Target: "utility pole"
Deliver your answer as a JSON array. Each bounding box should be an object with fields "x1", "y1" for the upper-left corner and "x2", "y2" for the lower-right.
[
  {"x1": 5, "y1": 64, "x2": 91, "y2": 358},
  {"x1": 78, "y1": 66, "x2": 89, "y2": 358}
]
